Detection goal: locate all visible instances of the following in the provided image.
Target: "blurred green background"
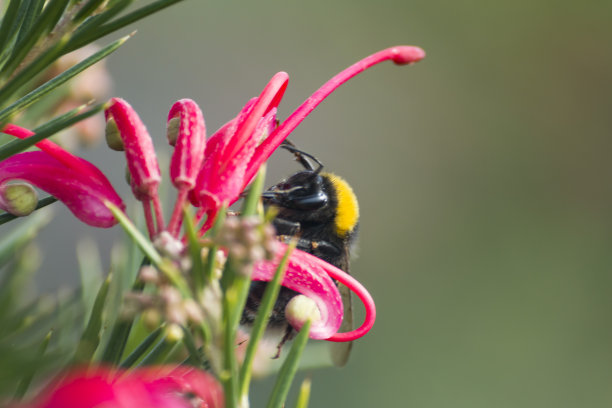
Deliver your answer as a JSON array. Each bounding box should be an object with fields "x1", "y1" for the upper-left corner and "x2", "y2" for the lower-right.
[{"x1": 34, "y1": 0, "x2": 612, "y2": 406}]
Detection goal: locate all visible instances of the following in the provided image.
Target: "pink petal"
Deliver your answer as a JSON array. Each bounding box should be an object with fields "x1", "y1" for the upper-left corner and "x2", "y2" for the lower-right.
[
  {"x1": 2, "y1": 124, "x2": 119, "y2": 196},
  {"x1": 253, "y1": 243, "x2": 376, "y2": 341},
  {"x1": 253, "y1": 245, "x2": 344, "y2": 340},
  {"x1": 167, "y1": 99, "x2": 207, "y2": 190},
  {"x1": 192, "y1": 102, "x2": 277, "y2": 216},
  {"x1": 0, "y1": 151, "x2": 124, "y2": 228},
  {"x1": 27, "y1": 366, "x2": 223, "y2": 408},
  {"x1": 105, "y1": 98, "x2": 161, "y2": 201}
]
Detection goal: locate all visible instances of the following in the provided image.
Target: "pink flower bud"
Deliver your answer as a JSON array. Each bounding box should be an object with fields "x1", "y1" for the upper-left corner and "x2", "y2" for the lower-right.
[
  {"x1": 104, "y1": 98, "x2": 161, "y2": 201},
  {"x1": 167, "y1": 99, "x2": 207, "y2": 191}
]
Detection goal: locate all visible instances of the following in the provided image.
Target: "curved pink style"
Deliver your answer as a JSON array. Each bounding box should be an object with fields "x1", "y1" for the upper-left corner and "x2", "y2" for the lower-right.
[
  {"x1": 0, "y1": 125, "x2": 125, "y2": 227},
  {"x1": 242, "y1": 45, "x2": 426, "y2": 187}
]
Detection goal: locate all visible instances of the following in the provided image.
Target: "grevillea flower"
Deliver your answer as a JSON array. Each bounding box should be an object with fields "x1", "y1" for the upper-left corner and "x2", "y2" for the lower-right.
[
  {"x1": 253, "y1": 243, "x2": 376, "y2": 341},
  {"x1": 18, "y1": 366, "x2": 223, "y2": 408},
  {"x1": 105, "y1": 98, "x2": 164, "y2": 236},
  {"x1": 0, "y1": 124, "x2": 124, "y2": 227},
  {"x1": 15, "y1": 45, "x2": 422, "y2": 343}
]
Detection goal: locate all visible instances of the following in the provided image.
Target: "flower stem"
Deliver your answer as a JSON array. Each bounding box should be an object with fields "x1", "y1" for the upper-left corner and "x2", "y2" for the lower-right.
[{"x1": 168, "y1": 188, "x2": 188, "y2": 237}]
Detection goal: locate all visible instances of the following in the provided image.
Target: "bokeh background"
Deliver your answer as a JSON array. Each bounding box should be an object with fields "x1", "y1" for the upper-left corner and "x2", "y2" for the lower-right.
[{"x1": 31, "y1": 0, "x2": 612, "y2": 406}]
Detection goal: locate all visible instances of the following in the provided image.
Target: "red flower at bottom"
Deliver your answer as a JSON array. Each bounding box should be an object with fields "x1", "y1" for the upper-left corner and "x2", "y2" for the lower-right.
[{"x1": 20, "y1": 366, "x2": 223, "y2": 408}]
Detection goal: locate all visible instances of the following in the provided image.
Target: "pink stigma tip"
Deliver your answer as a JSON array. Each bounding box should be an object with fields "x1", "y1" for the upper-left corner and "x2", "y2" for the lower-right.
[{"x1": 390, "y1": 46, "x2": 426, "y2": 65}]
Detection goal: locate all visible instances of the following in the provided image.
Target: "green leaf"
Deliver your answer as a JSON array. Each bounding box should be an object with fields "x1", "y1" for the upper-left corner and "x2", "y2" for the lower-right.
[
  {"x1": 105, "y1": 202, "x2": 162, "y2": 265},
  {"x1": 76, "y1": 238, "x2": 104, "y2": 317},
  {"x1": 0, "y1": 0, "x2": 24, "y2": 52},
  {"x1": 68, "y1": 0, "x2": 132, "y2": 45},
  {"x1": 135, "y1": 325, "x2": 182, "y2": 367},
  {"x1": 295, "y1": 377, "x2": 312, "y2": 408},
  {"x1": 266, "y1": 320, "x2": 312, "y2": 408},
  {"x1": 0, "y1": 34, "x2": 129, "y2": 125},
  {"x1": 120, "y1": 325, "x2": 164, "y2": 368},
  {"x1": 13, "y1": 329, "x2": 52, "y2": 399},
  {"x1": 183, "y1": 207, "x2": 205, "y2": 292},
  {"x1": 99, "y1": 277, "x2": 145, "y2": 365},
  {"x1": 72, "y1": 274, "x2": 111, "y2": 364},
  {"x1": 239, "y1": 240, "x2": 296, "y2": 401},
  {"x1": 241, "y1": 165, "x2": 266, "y2": 216},
  {"x1": 65, "y1": 0, "x2": 185, "y2": 53},
  {"x1": 0, "y1": 210, "x2": 49, "y2": 266},
  {"x1": 1, "y1": 0, "x2": 70, "y2": 77}
]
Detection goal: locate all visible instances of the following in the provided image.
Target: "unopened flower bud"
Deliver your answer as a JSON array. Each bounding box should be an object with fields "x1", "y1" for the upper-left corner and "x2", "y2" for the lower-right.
[
  {"x1": 139, "y1": 265, "x2": 159, "y2": 284},
  {"x1": 105, "y1": 117, "x2": 124, "y2": 151},
  {"x1": 166, "y1": 323, "x2": 184, "y2": 342},
  {"x1": 0, "y1": 183, "x2": 38, "y2": 216},
  {"x1": 154, "y1": 230, "x2": 184, "y2": 259},
  {"x1": 285, "y1": 295, "x2": 321, "y2": 330},
  {"x1": 166, "y1": 117, "x2": 180, "y2": 146},
  {"x1": 142, "y1": 308, "x2": 161, "y2": 330}
]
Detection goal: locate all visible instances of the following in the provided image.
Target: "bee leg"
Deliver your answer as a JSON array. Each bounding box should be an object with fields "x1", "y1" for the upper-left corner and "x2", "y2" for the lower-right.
[{"x1": 273, "y1": 324, "x2": 295, "y2": 359}]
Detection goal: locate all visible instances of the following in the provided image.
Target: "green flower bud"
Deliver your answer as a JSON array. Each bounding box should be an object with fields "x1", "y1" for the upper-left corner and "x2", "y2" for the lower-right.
[
  {"x1": 105, "y1": 117, "x2": 124, "y2": 151},
  {"x1": 166, "y1": 117, "x2": 180, "y2": 147},
  {"x1": 0, "y1": 183, "x2": 38, "y2": 216},
  {"x1": 285, "y1": 295, "x2": 321, "y2": 328}
]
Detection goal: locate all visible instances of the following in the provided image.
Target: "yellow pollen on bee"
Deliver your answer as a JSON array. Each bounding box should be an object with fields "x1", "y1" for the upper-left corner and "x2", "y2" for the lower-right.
[{"x1": 323, "y1": 172, "x2": 359, "y2": 236}]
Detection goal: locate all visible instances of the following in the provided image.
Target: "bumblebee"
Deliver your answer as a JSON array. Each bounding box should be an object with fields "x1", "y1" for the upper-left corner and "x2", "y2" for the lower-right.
[{"x1": 241, "y1": 142, "x2": 359, "y2": 365}]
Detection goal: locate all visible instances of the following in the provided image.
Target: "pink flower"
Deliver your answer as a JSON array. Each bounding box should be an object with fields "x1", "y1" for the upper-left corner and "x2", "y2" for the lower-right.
[
  {"x1": 166, "y1": 99, "x2": 207, "y2": 236},
  {"x1": 105, "y1": 98, "x2": 164, "y2": 236},
  {"x1": 0, "y1": 124, "x2": 124, "y2": 227},
  {"x1": 253, "y1": 243, "x2": 376, "y2": 341},
  {"x1": 22, "y1": 366, "x2": 224, "y2": 408},
  {"x1": 189, "y1": 73, "x2": 287, "y2": 230}
]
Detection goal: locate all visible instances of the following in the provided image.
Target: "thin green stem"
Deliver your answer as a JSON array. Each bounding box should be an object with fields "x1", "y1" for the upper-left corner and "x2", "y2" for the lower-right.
[
  {"x1": 266, "y1": 320, "x2": 312, "y2": 408},
  {"x1": 239, "y1": 241, "x2": 296, "y2": 400}
]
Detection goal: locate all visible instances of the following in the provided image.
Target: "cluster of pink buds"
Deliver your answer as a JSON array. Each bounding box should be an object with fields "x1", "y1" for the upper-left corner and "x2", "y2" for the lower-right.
[{"x1": 0, "y1": 46, "x2": 425, "y2": 343}]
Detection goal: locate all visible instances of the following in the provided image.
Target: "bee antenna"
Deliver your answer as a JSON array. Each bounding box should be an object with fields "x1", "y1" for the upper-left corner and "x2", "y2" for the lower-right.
[{"x1": 280, "y1": 140, "x2": 324, "y2": 173}]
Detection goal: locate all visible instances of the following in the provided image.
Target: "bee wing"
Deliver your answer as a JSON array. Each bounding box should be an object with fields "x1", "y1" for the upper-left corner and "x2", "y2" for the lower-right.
[{"x1": 329, "y1": 281, "x2": 354, "y2": 367}]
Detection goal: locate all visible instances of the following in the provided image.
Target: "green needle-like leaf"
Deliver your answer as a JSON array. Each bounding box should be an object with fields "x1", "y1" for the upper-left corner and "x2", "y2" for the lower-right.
[
  {"x1": 239, "y1": 240, "x2": 296, "y2": 400},
  {"x1": 184, "y1": 207, "x2": 205, "y2": 292},
  {"x1": 266, "y1": 320, "x2": 312, "y2": 408},
  {"x1": 241, "y1": 165, "x2": 266, "y2": 216},
  {"x1": 73, "y1": 274, "x2": 111, "y2": 364},
  {"x1": 65, "y1": 0, "x2": 185, "y2": 53},
  {"x1": 0, "y1": 0, "x2": 24, "y2": 51},
  {"x1": 13, "y1": 329, "x2": 52, "y2": 399},
  {"x1": 69, "y1": 0, "x2": 132, "y2": 45},
  {"x1": 135, "y1": 326, "x2": 182, "y2": 367},
  {"x1": 120, "y1": 325, "x2": 164, "y2": 368},
  {"x1": 0, "y1": 34, "x2": 129, "y2": 124},
  {"x1": 1, "y1": 0, "x2": 70, "y2": 76},
  {"x1": 105, "y1": 202, "x2": 162, "y2": 266},
  {"x1": 295, "y1": 377, "x2": 312, "y2": 408}
]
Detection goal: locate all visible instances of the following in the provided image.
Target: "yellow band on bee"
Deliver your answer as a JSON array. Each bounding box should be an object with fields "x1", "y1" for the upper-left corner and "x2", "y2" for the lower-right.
[{"x1": 323, "y1": 172, "x2": 359, "y2": 236}]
